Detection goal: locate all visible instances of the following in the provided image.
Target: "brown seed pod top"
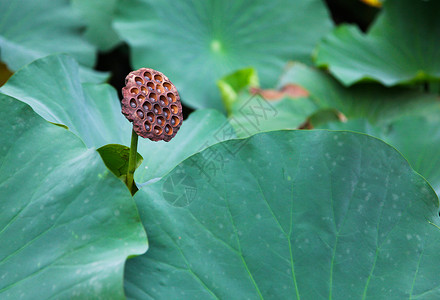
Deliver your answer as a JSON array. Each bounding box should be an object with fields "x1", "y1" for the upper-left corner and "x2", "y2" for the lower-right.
[{"x1": 121, "y1": 68, "x2": 183, "y2": 142}]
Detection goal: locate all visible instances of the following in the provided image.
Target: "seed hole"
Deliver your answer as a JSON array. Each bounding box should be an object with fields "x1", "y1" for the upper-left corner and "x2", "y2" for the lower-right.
[
  {"x1": 137, "y1": 110, "x2": 144, "y2": 119},
  {"x1": 147, "y1": 112, "x2": 154, "y2": 122},
  {"x1": 144, "y1": 72, "x2": 152, "y2": 80},
  {"x1": 147, "y1": 82, "x2": 155, "y2": 91},
  {"x1": 135, "y1": 77, "x2": 144, "y2": 85},
  {"x1": 143, "y1": 102, "x2": 152, "y2": 111},
  {"x1": 170, "y1": 104, "x2": 178, "y2": 114},
  {"x1": 154, "y1": 126, "x2": 163, "y2": 135},
  {"x1": 153, "y1": 104, "x2": 162, "y2": 115},
  {"x1": 130, "y1": 99, "x2": 137, "y2": 108},
  {"x1": 144, "y1": 122, "x2": 151, "y2": 132},
  {"x1": 157, "y1": 116, "x2": 165, "y2": 125},
  {"x1": 137, "y1": 94, "x2": 145, "y2": 101},
  {"x1": 165, "y1": 125, "x2": 173, "y2": 135},
  {"x1": 154, "y1": 75, "x2": 163, "y2": 83},
  {"x1": 141, "y1": 86, "x2": 147, "y2": 94},
  {"x1": 130, "y1": 87, "x2": 139, "y2": 95},
  {"x1": 160, "y1": 95, "x2": 168, "y2": 106},
  {"x1": 149, "y1": 93, "x2": 157, "y2": 102},
  {"x1": 171, "y1": 116, "x2": 180, "y2": 126},
  {"x1": 163, "y1": 108, "x2": 170, "y2": 119},
  {"x1": 163, "y1": 82, "x2": 171, "y2": 91},
  {"x1": 167, "y1": 93, "x2": 176, "y2": 102}
]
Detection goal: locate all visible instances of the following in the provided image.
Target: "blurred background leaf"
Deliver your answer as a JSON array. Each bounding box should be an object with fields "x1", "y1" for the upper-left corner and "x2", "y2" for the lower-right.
[
  {"x1": 280, "y1": 64, "x2": 440, "y2": 123},
  {"x1": 316, "y1": 0, "x2": 440, "y2": 86},
  {"x1": 72, "y1": 0, "x2": 122, "y2": 51},
  {"x1": 219, "y1": 68, "x2": 317, "y2": 137},
  {"x1": 0, "y1": 0, "x2": 105, "y2": 80},
  {"x1": 114, "y1": 0, "x2": 333, "y2": 111}
]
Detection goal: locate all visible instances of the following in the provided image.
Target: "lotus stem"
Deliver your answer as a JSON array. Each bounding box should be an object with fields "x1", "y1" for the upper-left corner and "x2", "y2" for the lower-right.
[{"x1": 126, "y1": 128, "x2": 138, "y2": 194}]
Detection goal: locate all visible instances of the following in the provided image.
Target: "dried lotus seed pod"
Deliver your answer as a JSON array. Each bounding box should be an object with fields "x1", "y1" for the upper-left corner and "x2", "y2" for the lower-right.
[{"x1": 121, "y1": 68, "x2": 183, "y2": 142}]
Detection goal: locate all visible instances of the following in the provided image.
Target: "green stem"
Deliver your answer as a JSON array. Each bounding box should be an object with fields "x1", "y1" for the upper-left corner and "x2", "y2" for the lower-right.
[{"x1": 126, "y1": 128, "x2": 138, "y2": 194}]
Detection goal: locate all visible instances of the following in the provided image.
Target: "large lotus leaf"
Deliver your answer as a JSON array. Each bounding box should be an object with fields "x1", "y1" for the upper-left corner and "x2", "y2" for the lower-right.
[
  {"x1": 0, "y1": 54, "x2": 130, "y2": 148},
  {"x1": 124, "y1": 130, "x2": 440, "y2": 299},
  {"x1": 280, "y1": 64, "x2": 440, "y2": 123},
  {"x1": 72, "y1": 0, "x2": 121, "y2": 51},
  {"x1": 219, "y1": 68, "x2": 318, "y2": 138},
  {"x1": 135, "y1": 109, "x2": 235, "y2": 185},
  {"x1": 315, "y1": 0, "x2": 440, "y2": 86},
  {"x1": 114, "y1": 0, "x2": 333, "y2": 111},
  {"x1": 0, "y1": 95, "x2": 147, "y2": 299},
  {"x1": 319, "y1": 116, "x2": 440, "y2": 198},
  {"x1": 0, "y1": 0, "x2": 97, "y2": 73}
]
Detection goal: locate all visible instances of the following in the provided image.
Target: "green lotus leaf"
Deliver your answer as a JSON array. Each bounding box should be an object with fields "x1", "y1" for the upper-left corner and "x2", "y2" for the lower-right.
[
  {"x1": 0, "y1": 95, "x2": 147, "y2": 299},
  {"x1": 124, "y1": 130, "x2": 440, "y2": 299},
  {"x1": 72, "y1": 0, "x2": 121, "y2": 51},
  {"x1": 0, "y1": 0, "x2": 100, "y2": 78},
  {"x1": 315, "y1": 0, "x2": 440, "y2": 86},
  {"x1": 114, "y1": 0, "x2": 333, "y2": 111},
  {"x1": 0, "y1": 54, "x2": 130, "y2": 148},
  {"x1": 319, "y1": 116, "x2": 440, "y2": 198}
]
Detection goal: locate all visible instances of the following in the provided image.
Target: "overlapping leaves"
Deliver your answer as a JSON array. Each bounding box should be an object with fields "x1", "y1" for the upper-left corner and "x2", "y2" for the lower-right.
[
  {"x1": 281, "y1": 64, "x2": 440, "y2": 197},
  {"x1": 0, "y1": 96, "x2": 147, "y2": 299},
  {"x1": 0, "y1": 54, "x2": 234, "y2": 185},
  {"x1": 0, "y1": 0, "x2": 106, "y2": 82},
  {"x1": 114, "y1": 0, "x2": 333, "y2": 110},
  {"x1": 315, "y1": 0, "x2": 440, "y2": 86}
]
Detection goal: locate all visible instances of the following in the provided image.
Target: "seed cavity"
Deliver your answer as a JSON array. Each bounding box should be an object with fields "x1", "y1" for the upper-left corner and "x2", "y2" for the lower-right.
[
  {"x1": 167, "y1": 93, "x2": 176, "y2": 102},
  {"x1": 163, "y1": 108, "x2": 171, "y2": 119},
  {"x1": 149, "y1": 93, "x2": 157, "y2": 101},
  {"x1": 163, "y1": 83, "x2": 171, "y2": 91},
  {"x1": 171, "y1": 116, "x2": 180, "y2": 126},
  {"x1": 135, "y1": 77, "x2": 143, "y2": 85},
  {"x1": 144, "y1": 72, "x2": 152, "y2": 80},
  {"x1": 137, "y1": 110, "x2": 144, "y2": 118},
  {"x1": 130, "y1": 99, "x2": 137, "y2": 108},
  {"x1": 154, "y1": 126, "x2": 163, "y2": 135},
  {"x1": 143, "y1": 102, "x2": 152, "y2": 110},
  {"x1": 153, "y1": 104, "x2": 161, "y2": 115},
  {"x1": 165, "y1": 125, "x2": 173, "y2": 135},
  {"x1": 147, "y1": 112, "x2": 154, "y2": 122},
  {"x1": 170, "y1": 104, "x2": 178, "y2": 114}
]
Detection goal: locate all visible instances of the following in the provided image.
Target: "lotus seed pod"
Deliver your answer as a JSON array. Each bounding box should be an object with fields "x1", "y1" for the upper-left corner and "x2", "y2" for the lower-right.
[{"x1": 121, "y1": 68, "x2": 183, "y2": 142}]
